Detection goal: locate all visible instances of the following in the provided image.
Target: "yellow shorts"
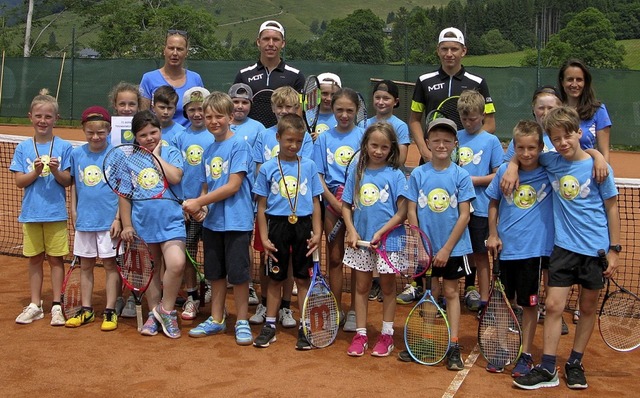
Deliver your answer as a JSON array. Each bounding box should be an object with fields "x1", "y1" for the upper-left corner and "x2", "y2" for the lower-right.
[{"x1": 22, "y1": 221, "x2": 69, "y2": 257}]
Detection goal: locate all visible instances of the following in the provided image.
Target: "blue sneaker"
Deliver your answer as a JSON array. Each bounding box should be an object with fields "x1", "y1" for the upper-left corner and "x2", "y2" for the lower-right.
[
  {"x1": 140, "y1": 312, "x2": 159, "y2": 336},
  {"x1": 235, "y1": 320, "x2": 253, "y2": 346},
  {"x1": 512, "y1": 353, "x2": 534, "y2": 378},
  {"x1": 189, "y1": 316, "x2": 227, "y2": 338},
  {"x1": 152, "y1": 305, "x2": 181, "y2": 339}
]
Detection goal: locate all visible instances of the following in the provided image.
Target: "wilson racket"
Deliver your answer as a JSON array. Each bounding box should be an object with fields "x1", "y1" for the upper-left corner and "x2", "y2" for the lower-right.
[
  {"x1": 186, "y1": 249, "x2": 207, "y2": 309},
  {"x1": 302, "y1": 75, "x2": 321, "y2": 136},
  {"x1": 478, "y1": 257, "x2": 522, "y2": 368},
  {"x1": 356, "y1": 91, "x2": 368, "y2": 127},
  {"x1": 103, "y1": 144, "x2": 183, "y2": 204},
  {"x1": 597, "y1": 249, "x2": 640, "y2": 352},
  {"x1": 116, "y1": 236, "x2": 154, "y2": 331},
  {"x1": 302, "y1": 247, "x2": 339, "y2": 348},
  {"x1": 327, "y1": 150, "x2": 360, "y2": 242},
  {"x1": 61, "y1": 255, "x2": 82, "y2": 320},
  {"x1": 250, "y1": 88, "x2": 276, "y2": 128},
  {"x1": 356, "y1": 223, "x2": 432, "y2": 279},
  {"x1": 404, "y1": 268, "x2": 450, "y2": 365}
]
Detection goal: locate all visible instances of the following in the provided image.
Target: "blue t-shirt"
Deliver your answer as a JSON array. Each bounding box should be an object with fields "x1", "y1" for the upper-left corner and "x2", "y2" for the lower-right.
[
  {"x1": 199, "y1": 133, "x2": 254, "y2": 232},
  {"x1": 253, "y1": 157, "x2": 324, "y2": 217},
  {"x1": 407, "y1": 163, "x2": 475, "y2": 256},
  {"x1": 503, "y1": 133, "x2": 555, "y2": 163},
  {"x1": 231, "y1": 117, "x2": 265, "y2": 149},
  {"x1": 312, "y1": 126, "x2": 365, "y2": 192},
  {"x1": 579, "y1": 104, "x2": 611, "y2": 150},
  {"x1": 539, "y1": 151, "x2": 618, "y2": 256},
  {"x1": 252, "y1": 126, "x2": 314, "y2": 164},
  {"x1": 314, "y1": 112, "x2": 337, "y2": 137},
  {"x1": 359, "y1": 115, "x2": 410, "y2": 146},
  {"x1": 70, "y1": 144, "x2": 118, "y2": 231},
  {"x1": 173, "y1": 129, "x2": 215, "y2": 200},
  {"x1": 343, "y1": 165, "x2": 408, "y2": 241},
  {"x1": 485, "y1": 164, "x2": 554, "y2": 259},
  {"x1": 9, "y1": 137, "x2": 73, "y2": 222},
  {"x1": 456, "y1": 129, "x2": 503, "y2": 217},
  {"x1": 139, "y1": 69, "x2": 204, "y2": 128},
  {"x1": 162, "y1": 123, "x2": 186, "y2": 148}
]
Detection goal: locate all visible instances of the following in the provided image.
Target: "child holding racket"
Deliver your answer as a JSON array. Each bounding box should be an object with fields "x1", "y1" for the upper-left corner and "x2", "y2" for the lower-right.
[
  {"x1": 228, "y1": 83, "x2": 265, "y2": 147},
  {"x1": 12, "y1": 89, "x2": 73, "y2": 326},
  {"x1": 119, "y1": 110, "x2": 186, "y2": 339},
  {"x1": 252, "y1": 113, "x2": 323, "y2": 349},
  {"x1": 67, "y1": 106, "x2": 121, "y2": 330},
  {"x1": 152, "y1": 85, "x2": 186, "y2": 148},
  {"x1": 402, "y1": 118, "x2": 475, "y2": 370},
  {"x1": 342, "y1": 122, "x2": 408, "y2": 357},
  {"x1": 183, "y1": 92, "x2": 255, "y2": 346},
  {"x1": 109, "y1": 82, "x2": 140, "y2": 118},
  {"x1": 313, "y1": 72, "x2": 341, "y2": 140},
  {"x1": 312, "y1": 87, "x2": 365, "y2": 331}
]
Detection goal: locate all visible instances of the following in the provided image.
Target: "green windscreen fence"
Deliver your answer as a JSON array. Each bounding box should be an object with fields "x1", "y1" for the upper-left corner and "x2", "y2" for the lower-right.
[{"x1": 0, "y1": 57, "x2": 638, "y2": 144}]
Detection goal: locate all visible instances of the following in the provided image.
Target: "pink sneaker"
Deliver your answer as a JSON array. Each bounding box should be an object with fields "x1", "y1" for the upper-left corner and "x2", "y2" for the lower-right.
[
  {"x1": 347, "y1": 334, "x2": 368, "y2": 356},
  {"x1": 371, "y1": 334, "x2": 395, "y2": 357}
]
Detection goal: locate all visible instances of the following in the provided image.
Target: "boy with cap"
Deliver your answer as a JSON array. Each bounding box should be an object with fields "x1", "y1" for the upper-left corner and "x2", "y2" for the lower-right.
[
  {"x1": 229, "y1": 83, "x2": 266, "y2": 147},
  {"x1": 313, "y1": 72, "x2": 342, "y2": 140},
  {"x1": 66, "y1": 106, "x2": 121, "y2": 331}
]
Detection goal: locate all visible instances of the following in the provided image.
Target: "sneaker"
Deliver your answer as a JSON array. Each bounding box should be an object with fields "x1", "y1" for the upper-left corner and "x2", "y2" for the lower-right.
[
  {"x1": 152, "y1": 305, "x2": 181, "y2": 339},
  {"x1": 248, "y1": 285, "x2": 259, "y2": 305},
  {"x1": 561, "y1": 316, "x2": 569, "y2": 335},
  {"x1": 396, "y1": 282, "x2": 422, "y2": 305},
  {"x1": 235, "y1": 320, "x2": 253, "y2": 346},
  {"x1": 15, "y1": 302, "x2": 44, "y2": 324},
  {"x1": 343, "y1": 310, "x2": 356, "y2": 332},
  {"x1": 512, "y1": 353, "x2": 534, "y2": 378},
  {"x1": 513, "y1": 365, "x2": 559, "y2": 390},
  {"x1": 538, "y1": 305, "x2": 546, "y2": 322},
  {"x1": 181, "y1": 297, "x2": 200, "y2": 320},
  {"x1": 486, "y1": 363, "x2": 505, "y2": 373},
  {"x1": 65, "y1": 309, "x2": 95, "y2": 328},
  {"x1": 371, "y1": 334, "x2": 394, "y2": 357},
  {"x1": 292, "y1": 281, "x2": 298, "y2": 296},
  {"x1": 464, "y1": 286, "x2": 481, "y2": 311},
  {"x1": 249, "y1": 304, "x2": 266, "y2": 324},
  {"x1": 121, "y1": 296, "x2": 137, "y2": 318},
  {"x1": 253, "y1": 325, "x2": 277, "y2": 348},
  {"x1": 189, "y1": 316, "x2": 227, "y2": 337},
  {"x1": 204, "y1": 283, "x2": 212, "y2": 304},
  {"x1": 397, "y1": 349, "x2": 415, "y2": 362},
  {"x1": 339, "y1": 310, "x2": 346, "y2": 327},
  {"x1": 279, "y1": 307, "x2": 296, "y2": 328},
  {"x1": 51, "y1": 304, "x2": 65, "y2": 326},
  {"x1": 369, "y1": 280, "x2": 381, "y2": 301},
  {"x1": 347, "y1": 334, "x2": 368, "y2": 356},
  {"x1": 140, "y1": 312, "x2": 159, "y2": 336},
  {"x1": 565, "y1": 360, "x2": 588, "y2": 389},
  {"x1": 476, "y1": 303, "x2": 486, "y2": 320},
  {"x1": 573, "y1": 310, "x2": 580, "y2": 324},
  {"x1": 376, "y1": 289, "x2": 384, "y2": 302},
  {"x1": 115, "y1": 296, "x2": 125, "y2": 316},
  {"x1": 296, "y1": 328, "x2": 312, "y2": 350},
  {"x1": 101, "y1": 312, "x2": 118, "y2": 331},
  {"x1": 446, "y1": 343, "x2": 464, "y2": 371}
]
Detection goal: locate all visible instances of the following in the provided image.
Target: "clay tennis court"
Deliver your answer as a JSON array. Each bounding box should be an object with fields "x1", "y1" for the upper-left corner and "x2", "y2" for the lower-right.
[{"x1": 2, "y1": 125, "x2": 639, "y2": 397}]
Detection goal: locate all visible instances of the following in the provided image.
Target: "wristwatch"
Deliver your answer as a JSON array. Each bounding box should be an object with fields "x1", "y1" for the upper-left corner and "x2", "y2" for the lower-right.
[{"x1": 609, "y1": 244, "x2": 622, "y2": 253}]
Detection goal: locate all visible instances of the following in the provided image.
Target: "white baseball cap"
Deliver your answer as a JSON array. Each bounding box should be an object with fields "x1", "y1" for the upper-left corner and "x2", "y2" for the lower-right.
[
  {"x1": 259, "y1": 20, "x2": 285, "y2": 38},
  {"x1": 438, "y1": 27, "x2": 465, "y2": 46},
  {"x1": 318, "y1": 73, "x2": 342, "y2": 88}
]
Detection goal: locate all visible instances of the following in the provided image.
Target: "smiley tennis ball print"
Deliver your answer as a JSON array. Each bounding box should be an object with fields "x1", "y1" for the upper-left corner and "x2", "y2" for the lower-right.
[
  {"x1": 137, "y1": 167, "x2": 160, "y2": 189},
  {"x1": 427, "y1": 188, "x2": 450, "y2": 213},
  {"x1": 559, "y1": 175, "x2": 579, "y2": 200},
  {"x1": 513, "y1": 184, "x2": 536, "y2": 209},
  {"x1": 334, "y1": 146, "x2": 355, "y2": 166},
  {"x1": 279, "y1": 176, "x2": 298, "y2": 199},
  {"x1": 359, "y1": 183, "x2": 380, "y2": 207}
]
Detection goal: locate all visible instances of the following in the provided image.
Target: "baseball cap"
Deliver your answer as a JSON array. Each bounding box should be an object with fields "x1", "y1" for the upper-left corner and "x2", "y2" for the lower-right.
[
  {"x1": 372, "y1": 79, "x2": 400, "y2": 108},
  {"x1": 81, "y1": 106, "x2": 111, "y2": 124},
  {"x1": 228, "y1": 83, "x2": 254, "y2": 102},
  {"x1": 426, "y1": 118, "x2": 458, "y2": 137},
  {"x1": 438, "y1": 27, "x2": 465, "y2": 46},
  {"x1": 182, "y1": 87, "x2": 210, "y2": 107},
  {"x1": 259, "y1": 20, "x2": 285, "y2": 38},
  {"x1": 318, "y1": 73, "x2": 342, "y2": 88}
]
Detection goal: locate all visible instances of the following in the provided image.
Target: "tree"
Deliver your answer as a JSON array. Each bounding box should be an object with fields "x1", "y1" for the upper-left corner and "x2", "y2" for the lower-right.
[
  {"x1": 481, "y1": 29, "x2": 516, "y2": 54},
  {"x1": 310, "y1": 19, "x2": 319, "y2": 35},
  {"x1": 389, "y1": 7, "x2": 438, "y2": 65}
]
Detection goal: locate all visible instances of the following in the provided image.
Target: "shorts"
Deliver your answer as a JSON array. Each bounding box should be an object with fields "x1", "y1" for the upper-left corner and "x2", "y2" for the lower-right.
[
  {"x1": 73, "y1": 230, "x2": 117, "y2": 259},
  {"x1": 22, "y1": 221, "x2": 69, "y2": 257},
  {"x1": 185, "y1": 218, "x2": 203, "y2": 257},
  {"x1": 468, "y1": 215, "x2": 488, "y2": 254},
  {"x1": 541, "y1": 256, "x2": 550, "y2": 270},
  {"x1": 202, "y1": 228, "x2": 251, "y2": 285},
  {"x1": 548, "y1": 245, "x2": 605, "y2": 290},
  {"x1": 343, "y1": 246, "x2": 397, "y2": 274},
  {"x1": 500, "y1": 257, "x2": 542, "y2": 307},
  {"x1": 431, "y1": 255, "x2": 471, "y2": 280},
  {"x1": 265, "y1": 216, "x2": 313, "y2": 281},
  {"x1": 252, "y1": 220, "x2": 264, "y2": 252}
]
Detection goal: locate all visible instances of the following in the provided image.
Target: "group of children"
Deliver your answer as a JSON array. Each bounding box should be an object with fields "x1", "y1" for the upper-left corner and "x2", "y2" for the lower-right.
[{"x1": 11, "y1": 73, "x2": 620, "y2": 391}]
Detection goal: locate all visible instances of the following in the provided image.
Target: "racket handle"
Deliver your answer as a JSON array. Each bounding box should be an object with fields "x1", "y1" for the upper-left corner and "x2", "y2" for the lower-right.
[
  {"x1": 356, "y1": 240, "x2": 370, "y2": 248},
  {"x1": 328, "y1": 219, "x2": 342, "y2": 242},
  {"x1": 597, "y1": 249, "x2": 608, "y2": 271},
  {"x1": 136, "y1": 305, "x2": 143, "y2": 332}
]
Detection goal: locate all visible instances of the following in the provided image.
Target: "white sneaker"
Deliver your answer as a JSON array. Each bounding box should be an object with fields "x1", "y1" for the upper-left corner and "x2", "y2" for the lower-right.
[
  {"x1": 204, "y1": 283, "x2": 212, "y2": 304},
  {"x1": 279, "y1": 307, "x2": 296, "y2": 328},
  {"x1": 292, "y1": 281, "x2": 298, "y2": 296},
  {"x1": 50, "y1": 304, "x2": 65, "y2": 326},
  {"x1": 181, "y1": 296, "x2": 200, "y2": 320},
  {"x1": 248, "y1": 285, "x2": 259, "y2": 306},
  {"x1": 115, "y1": 296, "x2": 125, "y2": 316},
  {"x1": 249, "y1": 303, "x2": 266, "y2": 324},
  {"x1": 343, "y1": 310, "x2": 357, "y2": 332},
  {"x1": 16, "y1": 301, "x2": 44, "y2": 324},
  {"x1": 121, "y1": 296, "x2": 137, "y2": 318}
]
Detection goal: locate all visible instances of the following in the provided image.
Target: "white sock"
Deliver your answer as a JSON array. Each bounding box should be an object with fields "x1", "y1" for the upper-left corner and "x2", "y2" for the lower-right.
[
  {"x1": 382, "y1": 321, "x2": 394, "y2": 335},
  {"x1": 356, "y1": 328, "x2": 367, "y2": 336}
]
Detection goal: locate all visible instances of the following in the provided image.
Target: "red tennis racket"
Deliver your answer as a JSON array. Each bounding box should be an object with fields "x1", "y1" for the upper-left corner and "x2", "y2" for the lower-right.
[
  {"x1": 115, "y1": 236, "x2": 154, "y2": 331},
  {"x1": 61, "y1": 255, "x2": 82, "y2": 320}
]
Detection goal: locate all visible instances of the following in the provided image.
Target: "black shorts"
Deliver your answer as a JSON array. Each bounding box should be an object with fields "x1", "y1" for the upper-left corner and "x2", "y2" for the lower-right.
[
  {"x1": 500, "y1": 257, "x2": 542, "y2": 308},
  {"x1": 202, "y1": 228, "x2": 251, "y2": 285},
  {"x1": 548, "y1": 246, "x2": 605, "y2": 290},
  {"x1": 468, "y1": 215, "x2": 488, "y2": 254},
  {"x1": 266, "y1": 215, "x2": 313, "y2": 282},
  {"x1": 541, "y1": 256, "x2": 550, "y2": 270},
  {"x1": 431, "y1": 255, "x2": 471, "y2": 280}
]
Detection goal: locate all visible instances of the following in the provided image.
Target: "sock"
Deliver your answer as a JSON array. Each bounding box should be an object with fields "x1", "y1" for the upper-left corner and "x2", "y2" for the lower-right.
[
  {"x1": 381, "y1": 321, "x2": 394, "y2": 335},
  {"x1": 81, "y1": 306, "x2": 93, "y2": 312},
  {"x1": 280, "y1": 300, "x2": 291, "y2": 310},
  {"x1": 568, "y1": 350, "x2": 583, "y2": 364},
  {"x1": 451, "y1": 337, "x2": 459, "y2": 344},
  {"x1": 261, "y1": 296, "x2": 267, "y2": 306},
  {"x1": 480, "y1": 301, "x2": 488, "y2": 309},
  {"x1": 356, "y1": 328, "x2": 367, "y2": 336},
  {"x1": 465, "y1": 268, "x2": 477, "y2": 289},
  {"x1": 159, "y1": 303, "x2": 172, "y2": 314},
  {"x1": 104, "y1": 308, "x2": 114, "y2": 314},
  {"x1": 266, "y1": 317, "x2": 276, "y2": 328},
  {"x1": 541, "y1": 354, "x2": 556, "y2": 373},
  {"x1": 52, "y1": 301, "x2": 61, "y2": 307},
  {"x1": 187, "y1": 288, "x2": 199, "y2": 300}
]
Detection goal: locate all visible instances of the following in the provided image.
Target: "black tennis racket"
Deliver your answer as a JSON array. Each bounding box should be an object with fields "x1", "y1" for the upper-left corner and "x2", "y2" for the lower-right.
[
  {"x1": 302, "y1": 247, "x2": 339, "y2": 348},
  {"x1": 302, "y1": 75, "x2": 321, "y2": 136},
  {"x1": 356, "y1": 91, "x2": 368, "y2": 128},
  {"x1": 186, "y1": 249, "x2": 207, "y2": 309},
  {"x1": 61, "y1": 255, "x2": 81, "y2": 320},
  {"x1": 250, "y1": 88, "x2": 276, "y2": 128},
  {"x1": 597, "y1": 249, "x2": 640, "y2": 352},
  {"x1": 116, "y1": 236, "x2": 154, "y2": 331}
]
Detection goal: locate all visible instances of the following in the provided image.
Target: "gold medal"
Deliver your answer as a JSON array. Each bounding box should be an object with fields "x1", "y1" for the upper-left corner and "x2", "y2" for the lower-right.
[{"x1": 288, "y1": 214, "x2": 298, "y2": 224}]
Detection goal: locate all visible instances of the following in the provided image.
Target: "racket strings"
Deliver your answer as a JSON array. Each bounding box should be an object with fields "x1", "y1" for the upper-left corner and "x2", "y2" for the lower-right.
[
  {"x1": 62, "y1": 269, "x2": 82, "y2": 319},
  {"x1": 600, "y1": 292, "x2": 640, "y2": 351},
  {"x1": 122, "y1": 241, "x2": 153, "y2": 291},
  {"x1": 304, "y1": 283, "x2": 339, "y2": 347},
  {"x1": 405, "y1": 300, "x2": 449, "y2": 364},
  {"x1": 478, "y1": 286, "x2": 521, "y2": 366},
  {"x1": 438, "y1": 98, "x2": 462, "y2": 130},
  {"x1": 384, "y1": 226, "x2": 432, "y2": 277},
  {"x1": 105, "y1": 147, "x2": 166, "y2": 200}
]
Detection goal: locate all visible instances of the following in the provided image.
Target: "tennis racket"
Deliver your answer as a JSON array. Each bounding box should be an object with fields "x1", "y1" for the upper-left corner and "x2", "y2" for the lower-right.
[
  {"x1": 597, "y1": 249, "x2": 640, "y2": 352},
  {"x1": 251, "y1": 88, "x2": 276, "y2": 128},
  {"x1": 103, "y1": 144, "x2": 183, "y2": 204},
  {"x1": 116, "y1": 236, "x2": 154, "y2": 331},
  {"x1": 302, "y1": 75, "x2": 321, "y2": 136},
  {"x1": 356, "y1": 91, "x2": 368, "y2": 127},
  {"x1": 404, "y1": 268, "x2": 451, "y2": 365},
  {"x1": 327, "y1": 149, "x2": 361, "y2": 242},
  {"x1": 61, "y1": 255, "x2": 81, "y2": 320},
  {"x1": 356, "y1": 223, "x2": 432, "y2": 279},
  {"x1": 302, "y1": 246, "x2": 339, "y2": 348},
  {"x1": 478, "y1": 257, "x2": 522, "y2": 368},
  {"x1": 186, "y1": 249, "x2": 207, "y2": 309}
]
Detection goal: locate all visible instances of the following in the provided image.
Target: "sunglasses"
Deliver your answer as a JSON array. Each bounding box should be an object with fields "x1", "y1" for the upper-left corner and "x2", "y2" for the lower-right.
[{"x1": 167, "y1": 29, "x2": 188, "y2": 39}]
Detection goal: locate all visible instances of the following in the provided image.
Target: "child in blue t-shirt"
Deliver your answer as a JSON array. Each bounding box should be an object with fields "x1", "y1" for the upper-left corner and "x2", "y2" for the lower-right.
[
  {"x1": 152, "y1": 85, "x2": 186, "y2": 148},
  {"x1": 109, "y1": 82, "x2": 139, "y2": 118},
  {"x1": 228, "y1": 83, "x2": 265, "y2": 147},
  {"x1": 313, "y1": 72, "x2": 341, "y2": 140}
]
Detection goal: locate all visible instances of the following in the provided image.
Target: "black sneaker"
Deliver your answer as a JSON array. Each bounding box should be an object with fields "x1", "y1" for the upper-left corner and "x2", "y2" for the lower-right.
[
  {"x1": 513, "y1": 365, "x2": 559, "y2": 390},
  {"x1": 369, "y1": 280, "x2": 381, "y2": 301},
  {"x1": 397, "y1": 349, "x2": 415, "y2": 362},
  {"x1": 253, "y1": 324, "x2": 277, "y2": 348},
  {"x1": 565, "y1": 360, "x2": 588, "y2": 389},
  {"x1": 296, "y1": 328, "x2": 312, "y2": 350},
  {"x1": 446, "y1": 343, "x2": 464, "y2": 371},
  {"x1": 561, "y1": 316, "x2": 569, "y2": 336}
]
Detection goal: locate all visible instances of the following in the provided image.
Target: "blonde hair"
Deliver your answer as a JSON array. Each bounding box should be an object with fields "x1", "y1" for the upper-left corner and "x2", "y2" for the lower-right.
[
  {"x1": 108, "y1": 82, "x2": 140, "y2": 110},
  {"x1": 513, "y1": 120, "x2": 543, "y2": 146},
  {"x1": 543, "y1": 106, "x2": 580, "y2": 135},
  {"x1": 457, "y1": 89, "x2": 484, "y2": 116},
  {"x1": 30, "y1": 88, "x2": 58, "y2": 114},
  {"x1": 203, "y1": 91, "x2": 233, "y2": 115},
  {"x1": 271, "y1": 86, "x2": 300, "y2": 107},
  {"x1": 277, "y1": 114, "x2": 305, "y2": 136}
]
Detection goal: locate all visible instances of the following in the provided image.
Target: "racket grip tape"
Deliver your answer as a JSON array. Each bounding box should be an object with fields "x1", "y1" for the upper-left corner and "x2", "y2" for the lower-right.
[{"x1": 597, "y1": 249, "x2": 608, "y2": 271}]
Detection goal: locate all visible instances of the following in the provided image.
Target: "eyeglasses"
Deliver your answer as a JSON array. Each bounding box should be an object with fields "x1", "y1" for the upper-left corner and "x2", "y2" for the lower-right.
[{"x1": 167, "y1": 29, "x2": 188, "y2": 39}]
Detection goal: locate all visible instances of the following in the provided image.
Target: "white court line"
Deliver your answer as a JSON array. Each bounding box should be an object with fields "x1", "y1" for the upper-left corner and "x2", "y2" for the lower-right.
[{"x1": 442, "y1": 344, "x2": 481, "y2": 398}]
